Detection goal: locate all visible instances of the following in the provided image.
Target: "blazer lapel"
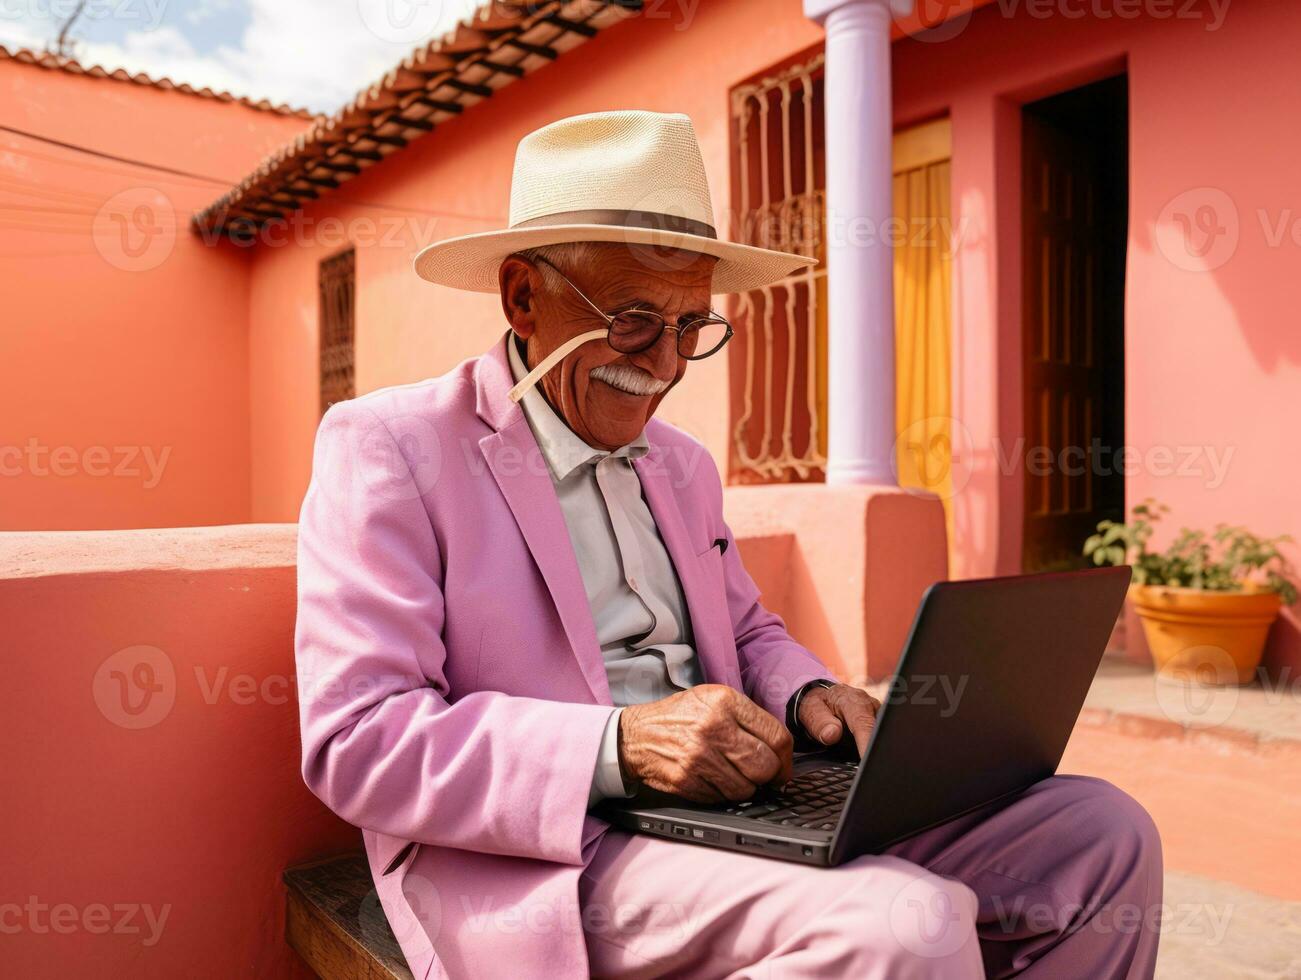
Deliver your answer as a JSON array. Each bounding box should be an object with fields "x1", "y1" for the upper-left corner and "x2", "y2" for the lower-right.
[
  {"x1": 633, "y1": 450, "x2": 743, "y2": 689},
  {"x1": 480, "y1": 423, "x2": 611, "y2": 705},
  {"x1": 474, "y1": 337, "x2": 610, "y2": 705}
]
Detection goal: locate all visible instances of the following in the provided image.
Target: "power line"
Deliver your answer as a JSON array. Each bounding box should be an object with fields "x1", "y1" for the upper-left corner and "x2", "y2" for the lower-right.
[
  {"x1": 0, "y1": 123, "x2": 236, "y2": 184},
  {"x1": 0, "y1": 122, "x2": 508, "y2": 226}
]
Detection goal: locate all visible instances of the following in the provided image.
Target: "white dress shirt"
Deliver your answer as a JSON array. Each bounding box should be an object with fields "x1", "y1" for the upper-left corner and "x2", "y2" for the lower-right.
[{"x1": 507, "y1": 336, "x2": 704, "y2": 805}]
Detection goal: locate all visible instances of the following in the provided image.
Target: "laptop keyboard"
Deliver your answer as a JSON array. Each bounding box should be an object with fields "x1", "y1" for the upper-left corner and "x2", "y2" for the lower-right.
[{"x1": 722, "y1": 761, "x2": 856, "y2": 831}]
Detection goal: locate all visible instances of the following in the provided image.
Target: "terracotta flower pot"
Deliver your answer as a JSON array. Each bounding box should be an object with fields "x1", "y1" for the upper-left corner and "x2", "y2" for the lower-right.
[{"x1": 1129, "y1": 584, "x2": 1282, "y2": 684}]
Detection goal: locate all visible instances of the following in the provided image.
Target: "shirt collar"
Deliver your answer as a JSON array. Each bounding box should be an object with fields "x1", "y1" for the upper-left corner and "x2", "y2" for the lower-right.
[{"x1": 507, "y1": 333, "x2": 649, "y2": 482}]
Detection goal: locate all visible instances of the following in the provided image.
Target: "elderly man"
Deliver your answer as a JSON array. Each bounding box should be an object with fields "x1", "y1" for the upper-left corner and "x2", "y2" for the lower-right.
[{"x1": 295, "y1": 111, "x2": 1161, "y2": 979}]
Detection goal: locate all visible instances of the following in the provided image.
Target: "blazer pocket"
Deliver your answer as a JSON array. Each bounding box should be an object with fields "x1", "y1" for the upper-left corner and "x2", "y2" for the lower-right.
[
  {"x1": 381, "y1": 839, "x2": 419, "y2": 877},
  {"x1": 695, "y1": 536, "x2": 729, "y2": 560},
  {"x1": 695, "y1": 538, "x2": 728, "y2": 595}
]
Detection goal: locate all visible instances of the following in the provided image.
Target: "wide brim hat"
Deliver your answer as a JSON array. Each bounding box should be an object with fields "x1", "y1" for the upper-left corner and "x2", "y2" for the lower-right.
[{"x1": 413, "y1": 110, "x2": 816, "y2": 294}]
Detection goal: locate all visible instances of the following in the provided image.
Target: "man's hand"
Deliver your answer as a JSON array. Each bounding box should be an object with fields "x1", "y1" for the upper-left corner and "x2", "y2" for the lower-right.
[
  {"x1": 618, "y1": 685, "x2": 794, "y2": 803},
  {"x1": 798, "y1": 683, "x2": 881, "y2": 757}
]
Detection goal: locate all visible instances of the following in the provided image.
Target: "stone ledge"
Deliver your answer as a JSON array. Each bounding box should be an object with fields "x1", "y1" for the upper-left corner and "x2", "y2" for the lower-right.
[{"x1": 0, "y1": 524, "x2": 298, "y2": 578}]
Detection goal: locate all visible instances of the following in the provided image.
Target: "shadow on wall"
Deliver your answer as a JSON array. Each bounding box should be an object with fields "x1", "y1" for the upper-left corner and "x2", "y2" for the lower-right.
[{"x1": 1126, "y1": 208, "x2": 1301, "y2": 678}]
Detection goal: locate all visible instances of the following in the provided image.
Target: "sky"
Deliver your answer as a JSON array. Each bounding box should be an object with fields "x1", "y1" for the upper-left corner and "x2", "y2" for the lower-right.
[{"x1": 0, "y1": 0, "x2": 483, "y2": 113}]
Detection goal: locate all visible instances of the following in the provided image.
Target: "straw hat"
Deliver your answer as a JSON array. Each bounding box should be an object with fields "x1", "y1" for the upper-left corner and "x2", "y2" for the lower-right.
[{"x1": 413, "y1": 110, "x2": 815, "y2": 294}]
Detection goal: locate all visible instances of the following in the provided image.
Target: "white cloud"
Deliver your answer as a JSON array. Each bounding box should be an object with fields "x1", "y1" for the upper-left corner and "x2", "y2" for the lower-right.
[
  {"x1": 0, "y1": 0, "x2": 484, "y2": 113},
  {"x1": 185, "y1": 0, "x2": 235, "y2": 26}
]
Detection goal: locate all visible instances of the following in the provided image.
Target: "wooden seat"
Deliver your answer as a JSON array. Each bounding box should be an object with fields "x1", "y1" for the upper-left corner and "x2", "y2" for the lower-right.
[{"x1": 284, "y1": 854, "x2": 413, "y2": 980}]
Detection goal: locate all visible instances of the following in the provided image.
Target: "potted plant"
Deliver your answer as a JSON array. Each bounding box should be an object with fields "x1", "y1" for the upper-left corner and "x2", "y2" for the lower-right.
[{"x1": 1084, "y1": 500, "x2": 1298, "y2": 684}]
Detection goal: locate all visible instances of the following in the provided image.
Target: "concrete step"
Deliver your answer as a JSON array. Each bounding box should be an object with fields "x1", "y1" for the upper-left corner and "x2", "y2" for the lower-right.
[
  {"x1": 1083, "y1": 656, "x2": 1301, "y2": 748},
  {"x1": 1157, "y1": 872, "x2": 1301, "y2": 979}
]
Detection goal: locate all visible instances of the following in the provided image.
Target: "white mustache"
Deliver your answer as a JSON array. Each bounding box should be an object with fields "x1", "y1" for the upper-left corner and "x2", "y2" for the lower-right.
[{"x1": 590, "y1": 363, "x2": 670, "y2": 397}]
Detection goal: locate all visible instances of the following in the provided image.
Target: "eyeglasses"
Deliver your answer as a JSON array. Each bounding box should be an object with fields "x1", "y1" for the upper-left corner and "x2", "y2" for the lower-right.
[{"x1": 533, "y1": 256, "x2": 733, "y2": 361}]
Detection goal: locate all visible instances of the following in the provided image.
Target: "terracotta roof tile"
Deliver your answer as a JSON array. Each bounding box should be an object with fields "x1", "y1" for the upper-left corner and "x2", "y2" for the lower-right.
[
  {"x1": 0, "y1": 43, "x2": 316, "y2": 119},
  {"x1": 193, "y1": 0, "x2": 642, "y2": 236}
]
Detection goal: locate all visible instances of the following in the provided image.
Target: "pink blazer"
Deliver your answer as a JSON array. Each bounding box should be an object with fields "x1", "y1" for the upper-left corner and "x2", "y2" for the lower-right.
[{"x1": 294, "y1": 335, "x2": 833, "y2": 978}]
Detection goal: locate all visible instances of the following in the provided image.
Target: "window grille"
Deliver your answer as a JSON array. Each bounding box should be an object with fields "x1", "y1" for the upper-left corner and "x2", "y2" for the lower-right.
[
  {"x1": 319, "y1": 248, "x2": 356, "y2": 415},
  {"x1": 728, "y1": 53, "x2": 827, "y2": 482}
]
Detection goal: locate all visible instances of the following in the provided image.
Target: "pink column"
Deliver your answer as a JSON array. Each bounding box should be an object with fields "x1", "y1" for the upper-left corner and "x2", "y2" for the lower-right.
[{"x1": 805, "y1": 0, "x2": 911, "y2": 485}]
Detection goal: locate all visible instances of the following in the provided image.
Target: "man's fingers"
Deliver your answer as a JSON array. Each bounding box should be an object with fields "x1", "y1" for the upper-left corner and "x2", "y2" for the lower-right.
[
  {"x1": 697, "y1": 747, "x2": 760, "y2": 801},
  {"x1": 799, "y1": 692, "x2": 844, "y2": 746},
  {"x1": 830, "y1": 688, "x2": 879, "y2": 757},
  {"x1": 669, "y1": 770, "x2": 723, "y2": 804},
  {"x1": 722, "y1": 730, "x2": 784, "y2": 786},
  {"x1": 729, "y1": 694, "x2": 794, "y2": 752},
  {"x1": 728, "y1": 697, "x2": 794, "y2": 784}
]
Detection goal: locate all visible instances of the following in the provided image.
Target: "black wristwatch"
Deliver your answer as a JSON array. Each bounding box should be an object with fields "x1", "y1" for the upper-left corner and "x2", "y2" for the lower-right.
[{"x1": 785, "y1": 678, "x2": 837, "y2": 752}]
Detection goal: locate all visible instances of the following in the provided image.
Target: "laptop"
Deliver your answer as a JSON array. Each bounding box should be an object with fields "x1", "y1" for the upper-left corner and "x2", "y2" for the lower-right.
[{"x1": 599, "y1": 566, "x2": 1131, "y2": 866}]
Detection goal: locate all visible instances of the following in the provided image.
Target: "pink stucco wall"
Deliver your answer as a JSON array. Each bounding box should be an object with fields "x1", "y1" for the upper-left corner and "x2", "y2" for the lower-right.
[
  {"x1": 0, "y1": 526, "x2": 356, "y2": 978},
  {"x1": 891, "y1": 0, "x2": 1301, "y2": 668},
  {"x1": 0, "y1": 59, "x2": 311, "y2": 530}
]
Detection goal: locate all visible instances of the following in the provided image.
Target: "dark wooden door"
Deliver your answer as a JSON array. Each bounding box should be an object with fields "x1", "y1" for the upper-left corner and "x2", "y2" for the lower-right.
[{"x1": 1021, "y1": 78, "x2": 1127, "y2": 571}]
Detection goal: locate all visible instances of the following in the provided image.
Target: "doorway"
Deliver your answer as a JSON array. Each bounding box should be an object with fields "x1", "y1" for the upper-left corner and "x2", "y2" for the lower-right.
[{"x1": 1021, "y1": 75, "x2": 1128, "y2": 572}]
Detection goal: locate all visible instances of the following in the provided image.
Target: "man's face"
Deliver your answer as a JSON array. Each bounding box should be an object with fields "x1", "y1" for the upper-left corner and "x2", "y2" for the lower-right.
[{"x1": 499, "y1": 244, "x2": 717, "y2": 451}]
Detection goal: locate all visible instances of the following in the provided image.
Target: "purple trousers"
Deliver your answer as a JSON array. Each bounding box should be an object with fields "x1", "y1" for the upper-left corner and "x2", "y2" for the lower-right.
[{"x1": 579, "y1": 775, "x2": 1163, "y2": 978}]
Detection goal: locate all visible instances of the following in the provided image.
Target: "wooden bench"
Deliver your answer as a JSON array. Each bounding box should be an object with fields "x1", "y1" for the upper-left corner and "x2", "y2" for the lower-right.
[{"x1": 284, "y1": 855, "x2": 413, "y2": 980}]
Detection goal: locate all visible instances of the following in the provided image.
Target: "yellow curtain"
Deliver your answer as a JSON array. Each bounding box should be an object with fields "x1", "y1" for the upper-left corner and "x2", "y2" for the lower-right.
[{"x1": 892, "y1": 121, "x2": 953, "y2": 521}]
